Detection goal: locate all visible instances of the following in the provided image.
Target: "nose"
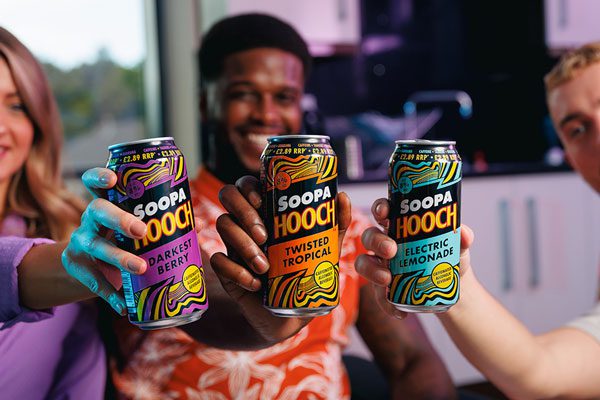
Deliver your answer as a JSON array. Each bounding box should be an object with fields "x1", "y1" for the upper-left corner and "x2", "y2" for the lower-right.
[
  {"x1": 591, "y1": 115, "x2": 600, "y2": 143},
  {"x1": 252, "y1": 95, "x2": 279, "y2": 125},
  {"x1": 0, "y1": 111, "x2": 7, "y2": 136}
]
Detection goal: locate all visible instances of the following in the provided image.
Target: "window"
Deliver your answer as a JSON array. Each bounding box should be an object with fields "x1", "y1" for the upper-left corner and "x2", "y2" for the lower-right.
[{"x1": 0, "y1": 0, "x2": 147, "y2": 177}]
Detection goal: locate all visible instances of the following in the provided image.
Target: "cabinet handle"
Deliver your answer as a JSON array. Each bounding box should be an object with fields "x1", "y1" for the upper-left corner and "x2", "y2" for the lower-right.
[
  {"x1": 498, "y1": 199, "x2": 512, "y2": 292},
  {"x1": 526, "y1": 197, "x2": 540, "y2": 288},
  {"x1": 558, "y1": 0, "x2": 568, "y2": 29},
  {"x1": 337, "y1": 0, "x2": 347, "y2": 21}
]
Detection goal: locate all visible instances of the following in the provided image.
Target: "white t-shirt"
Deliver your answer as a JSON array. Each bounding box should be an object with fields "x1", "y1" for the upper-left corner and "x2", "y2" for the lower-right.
[{"x1": 567, "y1": 302, "x2": 600, "y2": 342}]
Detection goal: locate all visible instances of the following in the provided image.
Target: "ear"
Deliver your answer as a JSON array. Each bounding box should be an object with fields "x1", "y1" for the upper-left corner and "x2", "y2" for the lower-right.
[
  {"x1": 563, "y1": 150, "x2": 573, "y2": 167},
  {"x1": 199, "y1": 90, "x2": 208, "y2": 123}
]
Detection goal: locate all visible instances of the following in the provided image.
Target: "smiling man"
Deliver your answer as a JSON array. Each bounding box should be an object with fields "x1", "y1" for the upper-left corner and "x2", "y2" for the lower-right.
[{"x1": 199, "y1": 15, "x2": 309, "y2": 183}]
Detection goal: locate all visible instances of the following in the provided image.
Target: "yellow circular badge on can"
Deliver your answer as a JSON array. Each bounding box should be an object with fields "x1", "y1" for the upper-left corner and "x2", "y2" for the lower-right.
[
  {"x1": 314, "y1": 261, "x2": 335, "y2": 289},
  {"x1": 183, "y1": 264, "x2": 203, "y2": 293},
  {"x1": 431, "y1": 262, "x2": 454, "y2": 289}
]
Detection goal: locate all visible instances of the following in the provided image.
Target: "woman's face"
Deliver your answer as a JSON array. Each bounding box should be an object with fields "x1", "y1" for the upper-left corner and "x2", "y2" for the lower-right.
[{"x1": 0, "y1": 57, "x2": 34, "y2": 185}]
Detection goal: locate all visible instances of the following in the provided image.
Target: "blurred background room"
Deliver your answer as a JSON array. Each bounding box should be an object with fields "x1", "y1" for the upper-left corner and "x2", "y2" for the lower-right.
[{"x1": 2, "y1": 0, "x2": 599, "y2": 398}]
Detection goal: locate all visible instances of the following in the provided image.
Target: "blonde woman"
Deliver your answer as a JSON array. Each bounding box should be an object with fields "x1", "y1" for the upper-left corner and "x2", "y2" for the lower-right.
[{"x1": 0, "y1": 27, "x2": 143, "y2": 398}]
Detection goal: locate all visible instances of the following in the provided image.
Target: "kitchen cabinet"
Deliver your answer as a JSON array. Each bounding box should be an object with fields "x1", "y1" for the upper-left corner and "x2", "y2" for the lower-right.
[
  {"x1": 545, "y1": 0, "x2": 600, "y2": 52},
  {"x1": 199, "y1": 0, "x2": 360, "y2": 56},
  {"x1": 341, "y1": 172, "x2": 600, "y2": 385}
]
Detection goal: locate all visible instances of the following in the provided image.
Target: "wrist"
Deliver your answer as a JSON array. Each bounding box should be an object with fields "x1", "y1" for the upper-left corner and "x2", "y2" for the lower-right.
[{"x1": 439, "y1": 267, "x2": 479, "y2": 321}]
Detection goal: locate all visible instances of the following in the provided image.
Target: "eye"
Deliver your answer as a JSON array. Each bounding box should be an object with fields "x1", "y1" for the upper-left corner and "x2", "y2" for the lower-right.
[
  {"x1": 8, "y1": 100, "x2": 27, "y2": 113},
  {"x1": 567, "y1": 123, "x2": 587, "y2": 138},
  {"x1": 227, "y1": 90, "x2": 258, "y2": 102},
  {"x1": 275, "y1": 91, "x2": 298, "y2": 106}
]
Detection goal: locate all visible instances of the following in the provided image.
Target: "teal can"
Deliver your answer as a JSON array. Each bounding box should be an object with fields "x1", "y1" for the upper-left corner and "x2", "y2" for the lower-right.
[{"x1": 387, "y1": 140, "x2": 462, "y2": 313}]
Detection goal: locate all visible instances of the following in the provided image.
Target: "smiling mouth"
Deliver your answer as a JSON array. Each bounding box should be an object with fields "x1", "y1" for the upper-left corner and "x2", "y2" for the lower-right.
[{"x1": 245, "y1": 133, "x2": 271, "y2": 147}]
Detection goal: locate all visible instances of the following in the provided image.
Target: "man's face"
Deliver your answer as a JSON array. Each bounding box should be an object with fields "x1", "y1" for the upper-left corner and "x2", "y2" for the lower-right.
[
  {"x1": 206, "y1": 48, "x2": 304, "y2": 174},
  {"x1": 548, "y1": 62, "x2": 600, "y2": 193}
]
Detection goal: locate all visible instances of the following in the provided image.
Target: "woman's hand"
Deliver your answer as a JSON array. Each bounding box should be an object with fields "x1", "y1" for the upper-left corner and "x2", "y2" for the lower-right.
[{"x1": 61, "y1": 167, "x2": 147, "y2": 315}]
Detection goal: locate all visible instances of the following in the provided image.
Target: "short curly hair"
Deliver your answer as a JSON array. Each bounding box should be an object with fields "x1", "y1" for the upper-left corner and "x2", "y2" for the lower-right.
[
  {"x1": 544, "y1": 41, "x2": 600, "y2": 94},
  {"x1": 198, "y1": 13, "x2": 312, "y2": 83}
]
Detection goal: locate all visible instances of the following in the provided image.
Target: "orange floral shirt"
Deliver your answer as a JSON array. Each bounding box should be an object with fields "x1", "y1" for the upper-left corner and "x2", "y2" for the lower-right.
[{"x1": 112, "y1": 167, "x2": 370, "y2": 400}]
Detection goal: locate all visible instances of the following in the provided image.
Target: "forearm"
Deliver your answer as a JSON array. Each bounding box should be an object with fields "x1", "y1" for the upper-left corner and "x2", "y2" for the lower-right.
[
  {"x1": 180, "y1": 267, "x2": 275, "y2": 350},
  {"x1": 391, "y1": 348, "x2": 457, "y2": 400},
  {"x1": 22, "y1": 243, "x2": 271, "y2": 348},
  {"x1": 18, "y1": 241, "x2": 95, "y2": 309},
  {"x1": 357, "y1": 285, "x2": 456, "y2": 399},
  {"x1": 438, "y1": 269, "x2": 553, "y2": 398}
]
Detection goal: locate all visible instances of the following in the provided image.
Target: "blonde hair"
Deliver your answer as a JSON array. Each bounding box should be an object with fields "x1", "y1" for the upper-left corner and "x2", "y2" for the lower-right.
[
  {"x1": 544, "y1": 41, "x2": 600, "y2": 93},
  {"x1": 0, "y1": 27, "x2": 84, "y2": 240}
]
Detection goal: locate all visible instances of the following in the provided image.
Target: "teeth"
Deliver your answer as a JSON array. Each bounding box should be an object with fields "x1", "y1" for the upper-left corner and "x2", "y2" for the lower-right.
[{"x1": 246, "y1": 133, "x2": 270, "y2": 146}]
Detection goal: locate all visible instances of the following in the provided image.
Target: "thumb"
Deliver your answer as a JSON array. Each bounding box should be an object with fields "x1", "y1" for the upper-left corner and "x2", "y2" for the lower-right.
[
  {"x1": 459, "y1": 224, "x2": 474, "y2": 276},
  {"x1": 460, "y1": 224, "x2": 474, "y2": 252},
  {"x1": 372, "y1": 282, "x2": 407, "y2": 320},
  {"x1": 337, "y1": 192, "x2": 352, "y2": 254}
]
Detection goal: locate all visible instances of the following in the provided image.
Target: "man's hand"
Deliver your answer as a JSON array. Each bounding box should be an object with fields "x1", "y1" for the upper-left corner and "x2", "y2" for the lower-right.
[
  {"x1": 61, "y1": 167, "x2": 148, "y2": 315},
  {"x1": 354, "y1": 197, "x2": 475, "y2": 318},
  {"x1": 210, "y1": 175, "x2": 352, "y2": 344}
]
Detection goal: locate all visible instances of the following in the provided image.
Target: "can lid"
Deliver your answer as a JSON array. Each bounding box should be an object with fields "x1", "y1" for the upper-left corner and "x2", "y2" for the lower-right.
[
  {"x1": 394, "y1": 139, "x2": 456, "y2": 146},
  {"x1": 108, "y1": 136, "x2": 175, "y2": 150},
  {"x1": 267, "y1": 134, "x2": 330, "y2": 142}
]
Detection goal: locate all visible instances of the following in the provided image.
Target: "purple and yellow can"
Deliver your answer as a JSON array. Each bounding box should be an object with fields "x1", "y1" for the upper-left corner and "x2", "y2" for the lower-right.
[{"x1": 106, "y1": 137, "x2": 208, "y2": 329}]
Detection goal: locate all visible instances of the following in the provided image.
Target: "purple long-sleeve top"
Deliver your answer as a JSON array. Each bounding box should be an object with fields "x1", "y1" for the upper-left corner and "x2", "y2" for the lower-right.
[{"x1": 0, "y1": 214, "x2": 105, "y2": 399}]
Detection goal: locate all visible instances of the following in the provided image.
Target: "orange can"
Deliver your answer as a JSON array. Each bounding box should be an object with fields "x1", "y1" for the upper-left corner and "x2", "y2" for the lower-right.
[{"x1": 260, "y1": 135, "x2": 339, "y2": 317}]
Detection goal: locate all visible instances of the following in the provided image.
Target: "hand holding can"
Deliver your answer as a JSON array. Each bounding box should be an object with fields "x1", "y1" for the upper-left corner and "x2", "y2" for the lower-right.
[{"x1": 106, "y1": 137, "x2": 208, "y2": 329}]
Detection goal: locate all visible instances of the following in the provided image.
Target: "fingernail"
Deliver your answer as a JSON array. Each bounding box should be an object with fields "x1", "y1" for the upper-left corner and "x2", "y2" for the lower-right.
[
  {"x1": 130, "y1": 220, "x2": 146, "y2": 237},
  {"x1": 251, "y1": 254, "x2": 269, "y2": 274},
  {"x1": 249, "y1": 191, "x2": 262, "y2": 208},
  {"x1": 393, "y1": 310, "x2": 406, "y2": 320},
  {"x1": 109, "y1": 294, "x2": 126, "y2": 315},
  {"x1": 375, "y1": 202, "x2": 383, "y2": 216},
  {"x1": 250, "y1": 278, "x2": 262, "y2": 291},
  {"x1": 127, "y1": 258, "x2": 146, "y2": 273},
  {"x1": 240, "y1": 278, "x2": 260, "y2": 292},
  {"x1": 99, "y1": 173, "x2": 110, "y2": 185},
  {"x1": 374, "y1": 269, "x2": 391, "y2": 285},
  {"x1": 380, "y1": 240, "x2": 396, "y2": 257},
  {"x1": 251, "y1": 224, "x2": 267, "y2": 243}
]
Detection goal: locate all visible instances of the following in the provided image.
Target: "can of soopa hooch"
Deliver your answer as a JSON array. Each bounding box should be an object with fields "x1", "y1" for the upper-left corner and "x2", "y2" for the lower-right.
[
  {"x1": 387, "y1": 139, "x2": 461, "y2": 313},
  {"x1": 260, "y1": 135, "x2": 339, "y2": 317},
  {"x1": 106, "y1": 137, "x2": 208, "y2": 329}
]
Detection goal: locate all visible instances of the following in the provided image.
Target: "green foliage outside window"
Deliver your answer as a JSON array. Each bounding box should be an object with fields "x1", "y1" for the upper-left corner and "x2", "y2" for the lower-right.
[{"x1": 43, "y1": 48, "x2": 145, "y2": 139}]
